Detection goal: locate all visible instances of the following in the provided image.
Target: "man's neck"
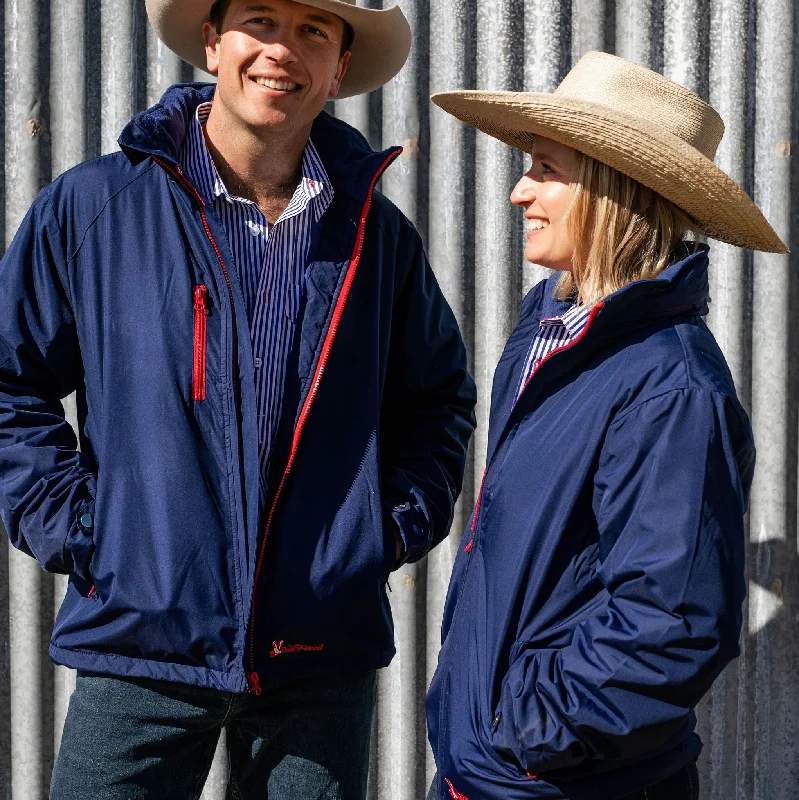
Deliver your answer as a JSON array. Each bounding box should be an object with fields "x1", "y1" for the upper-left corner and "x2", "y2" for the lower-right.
[{"x1": 203, "y1": 102, "x2": 312, "y2": 225}]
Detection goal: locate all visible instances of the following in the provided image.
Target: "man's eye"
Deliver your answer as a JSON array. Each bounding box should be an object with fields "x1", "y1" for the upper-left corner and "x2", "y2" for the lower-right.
[
  {"x1": 304, "y1": 25, "x2": 327, "y2": 37},
  {"x1": 247, "y1": 17, "x2": 271, "y2": 24}
]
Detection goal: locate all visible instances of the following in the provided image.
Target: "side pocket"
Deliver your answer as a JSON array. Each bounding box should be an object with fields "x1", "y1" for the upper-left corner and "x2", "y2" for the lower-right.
[{"x1": 193, "y1": 285, "x2": 208, "y2": 401}]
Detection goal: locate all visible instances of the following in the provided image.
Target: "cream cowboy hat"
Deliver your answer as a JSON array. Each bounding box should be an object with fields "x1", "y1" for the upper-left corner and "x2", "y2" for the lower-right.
[
  {"x1": 432, "y1": 51, "x2": 788, "y2": 254},
  {"x1": 145, "y1": 0, "x2": 411, "y2": 99}
]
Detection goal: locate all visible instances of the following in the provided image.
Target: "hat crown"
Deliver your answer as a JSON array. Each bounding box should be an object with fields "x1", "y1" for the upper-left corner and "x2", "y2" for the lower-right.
[{"x1": 553, "y1": 52, "x2": 724, "y2": 160}]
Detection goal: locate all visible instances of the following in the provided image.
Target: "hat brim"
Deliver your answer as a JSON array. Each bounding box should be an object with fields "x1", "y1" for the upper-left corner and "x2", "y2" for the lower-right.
[
  {"x1": 146, "y1": 0, "x2": 411, "y2": 99},
  {"x1": 432, "y1": 90, "x2": 788, "y2": 255}
]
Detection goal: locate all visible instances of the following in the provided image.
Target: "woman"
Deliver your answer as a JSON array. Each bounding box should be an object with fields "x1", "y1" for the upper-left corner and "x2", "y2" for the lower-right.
[{"x1": 425, "y1": 52, "x2": 787, "y2": 800}]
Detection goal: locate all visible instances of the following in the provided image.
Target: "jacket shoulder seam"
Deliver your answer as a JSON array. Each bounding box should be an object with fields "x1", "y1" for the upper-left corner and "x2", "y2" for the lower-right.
[
  {"x1": 610, "y1": 386, "x2": 729, "y2": 429},
  {"x1": 65, "y1": 160, "x2": 158, "y2": 266}
]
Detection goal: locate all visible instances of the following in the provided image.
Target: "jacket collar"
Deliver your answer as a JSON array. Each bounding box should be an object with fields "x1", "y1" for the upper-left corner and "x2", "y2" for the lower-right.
[
  {"x1": 486, "y1": 245, "x2": 712, "y2": 468},
  {"x1": 538, "y1": 244, "x2": 710, "y2": 330},
  {"x1": 118, "y1": 82, "x2": 399, "y2": 203}
]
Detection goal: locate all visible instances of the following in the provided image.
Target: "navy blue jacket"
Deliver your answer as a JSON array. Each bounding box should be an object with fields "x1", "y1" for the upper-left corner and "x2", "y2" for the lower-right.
[
  {"x1": 427, "y1": 248, "x2": 754, "y2": 799},
  {"x1": 0, "y1": 84, "x2": 476, "y2": 693}
]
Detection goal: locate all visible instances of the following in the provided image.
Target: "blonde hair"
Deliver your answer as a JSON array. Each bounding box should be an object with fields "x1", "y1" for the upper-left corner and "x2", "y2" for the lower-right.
[{"x1": 557, "y1": 150, "x2": 700, "y2": 306}]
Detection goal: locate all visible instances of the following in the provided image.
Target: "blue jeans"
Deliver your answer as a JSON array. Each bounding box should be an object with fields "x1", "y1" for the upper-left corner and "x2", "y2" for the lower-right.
[{"x1": 51, "y1": 669, "x2": 376, "y2": 800}]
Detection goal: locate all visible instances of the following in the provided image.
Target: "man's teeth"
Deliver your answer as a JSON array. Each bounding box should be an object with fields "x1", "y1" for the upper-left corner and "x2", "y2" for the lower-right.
[
  {"x1": 529, "y1": 219, "x2": 549, "y2": 230},
  {"x1": 254, "y1": 77, "x2": 298, "y2": 91}
]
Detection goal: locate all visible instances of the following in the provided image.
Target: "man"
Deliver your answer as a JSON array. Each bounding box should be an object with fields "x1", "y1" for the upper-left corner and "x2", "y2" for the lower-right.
[{"x1": 0, "y1": 0, "x2": 476, "y2": 796}]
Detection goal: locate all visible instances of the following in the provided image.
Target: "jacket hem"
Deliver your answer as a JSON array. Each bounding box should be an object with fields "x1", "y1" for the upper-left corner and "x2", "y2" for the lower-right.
[{"x1": 49, "y1": 643, "x2": 248, "y2": 693}]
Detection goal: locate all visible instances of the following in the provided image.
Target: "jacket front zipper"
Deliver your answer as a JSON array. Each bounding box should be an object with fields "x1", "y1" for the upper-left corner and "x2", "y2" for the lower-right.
[
  {"x1": 193, "y1": 285, "x2": 208, "y2": 401},
  {"x1": 246, "y1": 149, "x2": 402, "y2": 694}
]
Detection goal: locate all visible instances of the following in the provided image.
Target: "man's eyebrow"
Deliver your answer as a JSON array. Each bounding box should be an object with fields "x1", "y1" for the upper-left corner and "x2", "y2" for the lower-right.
[
  {"x1": 239, "y1": 3, "x2": 338, "y2": 26},
  {"x1": 303, "y1": 12, "x2": 339, "y2": 26}
]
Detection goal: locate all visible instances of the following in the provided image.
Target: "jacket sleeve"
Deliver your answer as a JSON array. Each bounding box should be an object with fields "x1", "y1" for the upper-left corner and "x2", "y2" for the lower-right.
[
  {"x1": 380, "y1": 225, "x2": 476, "y2": 566},
  {"x1": 0, "y1": 192, "x2": 97, "y2": 579},
  {"x1": 490, "y1": 388, "x2": 754, "y2": 774}
]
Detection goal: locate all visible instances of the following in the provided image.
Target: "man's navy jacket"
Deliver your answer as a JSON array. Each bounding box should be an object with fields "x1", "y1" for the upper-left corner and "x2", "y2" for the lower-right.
[
  {"x1": 0, "y1": 84, "x2": 477, "y2": 693},
  {"x1": 427, "y1": 248, "x2": 755, "y2": 799}
]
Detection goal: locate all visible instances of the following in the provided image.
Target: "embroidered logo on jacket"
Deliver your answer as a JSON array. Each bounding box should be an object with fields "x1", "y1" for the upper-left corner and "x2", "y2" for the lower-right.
[{"x1": 269, "y1": 640, "x2": 325, "y2": 658}]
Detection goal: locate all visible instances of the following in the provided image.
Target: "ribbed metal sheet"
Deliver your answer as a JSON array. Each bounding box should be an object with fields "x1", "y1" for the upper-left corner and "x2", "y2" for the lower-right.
[{"x1": 1, "y1": 1, "x2": 796, "y2": 797}]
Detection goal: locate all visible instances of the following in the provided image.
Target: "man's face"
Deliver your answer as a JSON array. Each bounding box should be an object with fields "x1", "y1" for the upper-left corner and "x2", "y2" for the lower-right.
[{"x1": 203, "y1": 0, "x2": 350, "y2": 136}]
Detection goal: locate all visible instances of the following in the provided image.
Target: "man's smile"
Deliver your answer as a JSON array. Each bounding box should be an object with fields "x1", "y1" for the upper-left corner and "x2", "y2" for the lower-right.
[{"x1": 249, "y1": 74, "x2": 301, "y2": 92}]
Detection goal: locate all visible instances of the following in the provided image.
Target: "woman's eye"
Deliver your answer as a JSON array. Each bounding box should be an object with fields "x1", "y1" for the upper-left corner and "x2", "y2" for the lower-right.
[{"x1": 541, "y1": 162, "x2": 554, "y2": 175}]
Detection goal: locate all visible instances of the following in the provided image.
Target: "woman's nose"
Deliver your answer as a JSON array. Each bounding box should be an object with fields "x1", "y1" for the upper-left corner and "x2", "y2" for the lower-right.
[{"x1": 510, "y1": 175, "x2": 536, "y2": 206}]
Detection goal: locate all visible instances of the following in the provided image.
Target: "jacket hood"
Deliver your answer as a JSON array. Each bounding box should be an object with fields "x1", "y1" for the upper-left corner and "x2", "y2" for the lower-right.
[
  {"x1": 118, "y1": 82, "x2": 399, "y2": 201},
  {"x1": 540, "y1": 243, "x2": 711, "y2": 327}
]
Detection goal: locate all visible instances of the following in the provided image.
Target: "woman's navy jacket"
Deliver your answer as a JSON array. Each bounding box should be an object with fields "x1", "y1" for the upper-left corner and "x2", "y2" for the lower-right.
[
  {"x1": 0, "y1": 84, "x2": 476, "y2": 693},
  {"x1": 427, "y1": 248, "x2": 754, "y2": 799}
]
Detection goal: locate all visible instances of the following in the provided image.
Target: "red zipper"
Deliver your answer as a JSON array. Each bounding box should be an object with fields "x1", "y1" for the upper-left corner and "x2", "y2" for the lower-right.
[
  {"x1": 445, "y1": 778, "x2": 470, "y2": 800},
  {"x1": 464, "y1": 302, "x2": 605, "y2": 555},
  {"x1": 193, "y1": 285, "x2": 208, "y2": 401},
  {"x1": 246, "y1": 149, "x2": 401, "y2": 693},
  {"x1": 463, "y1": 469, "x2": 487, "y2": 552}
]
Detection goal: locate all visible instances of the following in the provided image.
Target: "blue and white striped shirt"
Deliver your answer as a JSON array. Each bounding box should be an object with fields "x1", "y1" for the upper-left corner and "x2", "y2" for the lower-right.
[
  {"x1": 180, "y1": 102, "x2": 333, "y2": 503},
  {"x1": 516, "y1": 304, "x2": 593, "y2": 400}
]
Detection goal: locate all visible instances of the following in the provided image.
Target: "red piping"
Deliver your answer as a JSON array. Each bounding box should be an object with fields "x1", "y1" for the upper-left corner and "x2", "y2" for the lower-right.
[
  {"x1": 470, "y1": 469, "x2": 487, "y2": 535},
  {"x1": 463, "y1": 468, "x2": 487, "y2": 552},
  {"x1": 445, "y1": 778, "x2": 470, "y2": 800},
  {"x1": 193, "y1": 285, "x2": 208, "y2": 401},
  {"x1": 246, "y1": 149, "x2": 402, "y2": 693},
  {"x1": 519, "y1": 301, "x2": 605, "y2": 397}
]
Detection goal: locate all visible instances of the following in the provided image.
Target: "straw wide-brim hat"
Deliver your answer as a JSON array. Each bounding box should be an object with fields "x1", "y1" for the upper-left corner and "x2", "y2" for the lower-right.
[
  {"x1": 432, "y1": 51, "x2": 788, "y2": 254},
  {"x1": 146, "y1": 0, "x2": 411, "y2": 99}
]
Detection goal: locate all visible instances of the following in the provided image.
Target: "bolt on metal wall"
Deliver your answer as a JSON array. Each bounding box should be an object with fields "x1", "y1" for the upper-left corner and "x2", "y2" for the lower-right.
[{"x1": 1, "y1": 0, "x2": 797, "y2": 798}]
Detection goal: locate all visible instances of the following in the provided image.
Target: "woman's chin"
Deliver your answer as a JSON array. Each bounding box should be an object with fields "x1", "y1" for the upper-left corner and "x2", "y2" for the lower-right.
[{"x1": 524, "y1": 248, "x2": 572, "y2": 272}]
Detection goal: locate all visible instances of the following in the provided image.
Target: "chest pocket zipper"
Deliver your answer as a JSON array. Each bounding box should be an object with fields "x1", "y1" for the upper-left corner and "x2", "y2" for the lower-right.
[{"x1": 193, "y1": 285, "x2": 209, "y2": 401}]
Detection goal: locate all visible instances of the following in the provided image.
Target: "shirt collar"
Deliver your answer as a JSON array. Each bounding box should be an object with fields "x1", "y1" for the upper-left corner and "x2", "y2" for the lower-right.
[
  {"x1": 540, "y1": 304, "x2": 593, "y2": 337},
  {"x1": 183, "y1": 101, "x2": 333, "y2": 221}
]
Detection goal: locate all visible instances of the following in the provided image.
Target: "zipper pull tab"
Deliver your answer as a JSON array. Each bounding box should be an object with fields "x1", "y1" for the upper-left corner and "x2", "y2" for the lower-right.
[
  {"x1": 194, "y1": 284, "x2": 208, "y2": 312},
  {"x1": 248, "y1": 671, "x2": 262, "y2": 695}
]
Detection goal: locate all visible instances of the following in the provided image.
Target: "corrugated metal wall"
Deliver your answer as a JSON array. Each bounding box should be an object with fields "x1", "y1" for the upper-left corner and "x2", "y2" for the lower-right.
[{"x1": 1, "y1": 0, "x2": 796, "y2": 797}]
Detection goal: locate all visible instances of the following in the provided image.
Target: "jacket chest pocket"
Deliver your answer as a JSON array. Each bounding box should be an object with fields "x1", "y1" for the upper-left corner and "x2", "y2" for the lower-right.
[{"x1": 193, "y1": 284, "x2": 208, "y2": 401}]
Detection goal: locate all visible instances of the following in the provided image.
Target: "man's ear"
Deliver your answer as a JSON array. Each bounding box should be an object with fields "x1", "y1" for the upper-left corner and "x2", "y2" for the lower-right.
[
  {"x1": 328, "y1": 51, "x2": 351, "y2": 98},
  {"x1": 202, "y1": 20, "x2": 221, "y2": 74}
]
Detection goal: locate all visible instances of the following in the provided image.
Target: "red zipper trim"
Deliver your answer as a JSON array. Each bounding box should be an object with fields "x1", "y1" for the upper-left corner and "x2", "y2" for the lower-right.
[
  {"x1": 193, "y1": 285, "x2": 208, "y2": 400},
  {"x1": 87, "y1": 585, "x2": 96, "y2": 598},
  {"x1": 463, "y1": 468, "x2": 487, "y2": 552},
  {"x1": 445, "y1": 778, "x2": 470, "y2": 800},
  {"x1": 470, "y1": 470, "x2": 487, "y2": 535},
  {"x1": 246, "y1": 149, "x2": 401, "y2": 694},
  {"x1": 518, "y1": 301, "x2": 605, "y2": 398},
  {"x1": 153, "y1": 158, "x2": 244, "y2": 450}
]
